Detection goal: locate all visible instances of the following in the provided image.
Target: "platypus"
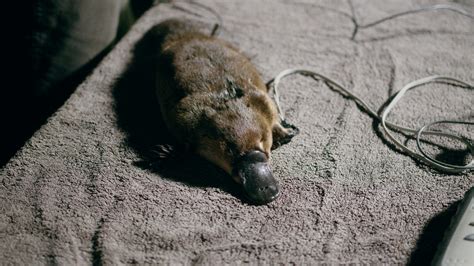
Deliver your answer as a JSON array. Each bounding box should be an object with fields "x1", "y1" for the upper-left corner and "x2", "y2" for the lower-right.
[{"x1": 152, "y1": 19, "x2": 297, "y2": 204}]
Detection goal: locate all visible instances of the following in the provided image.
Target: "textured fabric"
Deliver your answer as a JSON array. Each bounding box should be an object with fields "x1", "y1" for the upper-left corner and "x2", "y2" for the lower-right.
[
  {"x1": 31, "y1": 0, "x2": 128, "y2": 95},
  {"x1": 0, "y1": 0, "x2": 131, "y2": 166},
  {"x1": 1, "y1": 0, "x2": 473, "y2": 264}
]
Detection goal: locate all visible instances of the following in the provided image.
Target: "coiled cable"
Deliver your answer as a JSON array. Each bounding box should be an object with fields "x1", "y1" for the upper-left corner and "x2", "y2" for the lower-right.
[{"x1": 268, "y1": 69, "x2": 473, "y2": 173}]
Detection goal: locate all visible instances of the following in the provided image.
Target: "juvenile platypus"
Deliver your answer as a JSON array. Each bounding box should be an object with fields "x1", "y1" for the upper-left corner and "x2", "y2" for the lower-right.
[{"x1": 152, "y1": 19, "x2": 297, "y2": 204}]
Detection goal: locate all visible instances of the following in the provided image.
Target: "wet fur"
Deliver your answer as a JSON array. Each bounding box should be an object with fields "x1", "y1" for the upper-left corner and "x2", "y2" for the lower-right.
[{"x1": 152, "y1": 19, "x2": 294, "y2": 177}]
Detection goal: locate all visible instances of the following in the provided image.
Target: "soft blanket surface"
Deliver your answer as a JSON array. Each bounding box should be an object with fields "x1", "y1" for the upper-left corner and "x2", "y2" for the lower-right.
[{"x1": 1, "y1": 0, "x2": 473, "y2": 264}]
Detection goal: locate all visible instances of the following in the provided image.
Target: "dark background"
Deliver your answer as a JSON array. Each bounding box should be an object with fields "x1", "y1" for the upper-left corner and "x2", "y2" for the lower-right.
[{"x1": 1, "y1": 0, "x2": 153, "y2": 167}]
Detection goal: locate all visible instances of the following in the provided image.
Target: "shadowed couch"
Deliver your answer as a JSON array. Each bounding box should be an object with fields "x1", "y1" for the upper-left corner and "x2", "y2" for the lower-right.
[{"x1": 1, "y1": 0, "x2": 472, "y2": 264}]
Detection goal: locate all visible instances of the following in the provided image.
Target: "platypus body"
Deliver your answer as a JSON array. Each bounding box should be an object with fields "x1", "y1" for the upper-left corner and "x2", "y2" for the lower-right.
[{"x1": 152, "y1": 19, "x2": 296, "y2": 204}]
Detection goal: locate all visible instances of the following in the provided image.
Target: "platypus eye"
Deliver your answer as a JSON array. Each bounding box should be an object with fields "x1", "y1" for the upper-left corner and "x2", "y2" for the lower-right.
[{"x1": 226, "y1": 146, "x2": 236, "y2": 157}]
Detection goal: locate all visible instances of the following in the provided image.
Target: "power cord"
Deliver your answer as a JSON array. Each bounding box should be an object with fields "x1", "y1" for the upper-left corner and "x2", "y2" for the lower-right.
[
  {"x1": 268, "y1": 69, "x2": 473, "y2": 173},
  {"x1": 349, "y1": 2, "x2": 474, "y2": 40}
]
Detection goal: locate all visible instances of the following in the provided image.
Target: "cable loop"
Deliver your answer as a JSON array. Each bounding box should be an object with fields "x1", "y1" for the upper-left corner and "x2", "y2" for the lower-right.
[{"x1": 268, "y1": 69, "x2": 473, "y2": 173}]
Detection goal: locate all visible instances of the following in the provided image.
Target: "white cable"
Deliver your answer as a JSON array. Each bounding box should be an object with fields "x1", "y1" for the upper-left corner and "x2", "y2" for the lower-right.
[
  {"x1": 268, "y1": 69, "x2": 473, "y2": 173},
  {"x1": 350, "y1": 4, "x2": 474, "y2": 39},
  {"x1": 416, "y1": 120, "x2": 474, "y2": 170}
]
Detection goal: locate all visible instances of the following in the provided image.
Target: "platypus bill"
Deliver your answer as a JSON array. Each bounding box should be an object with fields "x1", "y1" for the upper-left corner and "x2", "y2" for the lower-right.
[{"x1": 151, "y1": 19, "x2": 297, "y2": 204}]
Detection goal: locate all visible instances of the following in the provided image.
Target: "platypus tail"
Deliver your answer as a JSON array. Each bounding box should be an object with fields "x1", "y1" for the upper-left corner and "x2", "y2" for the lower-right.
[
  {"x1": 156, "y1": 19, "x2": 201, "y2": 38},
  {"x1": 132, "y1": 18, "x2": 203, "y2": 61},
  {"x1": 149, "y1": 19, "x2": 205, "y2": 48}
]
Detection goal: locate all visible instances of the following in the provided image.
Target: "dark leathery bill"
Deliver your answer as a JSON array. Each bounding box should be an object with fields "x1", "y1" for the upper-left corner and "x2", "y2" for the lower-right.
[{"x1": 234, "y1": 150, "x2": 280, "y2": 204}]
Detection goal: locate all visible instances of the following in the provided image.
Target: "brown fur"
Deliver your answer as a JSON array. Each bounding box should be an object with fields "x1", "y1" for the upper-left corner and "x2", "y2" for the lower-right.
[{"x1": 153, "y1": 19, "x2": 291, "y2": 177}]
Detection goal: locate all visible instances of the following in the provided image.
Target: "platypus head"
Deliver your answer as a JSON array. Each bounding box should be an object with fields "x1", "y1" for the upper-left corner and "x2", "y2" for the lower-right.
[{"x1": 192, "y1": 89, "x2": 297, "y2": 205}]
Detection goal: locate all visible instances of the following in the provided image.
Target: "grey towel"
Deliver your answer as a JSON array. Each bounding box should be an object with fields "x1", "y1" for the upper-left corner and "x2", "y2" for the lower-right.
[{"x1": 1, "y1": 1, "x2": 473, "y2": 264}]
